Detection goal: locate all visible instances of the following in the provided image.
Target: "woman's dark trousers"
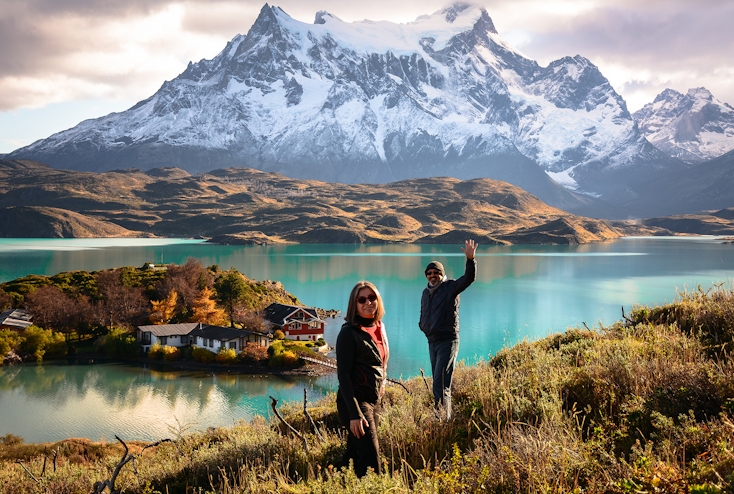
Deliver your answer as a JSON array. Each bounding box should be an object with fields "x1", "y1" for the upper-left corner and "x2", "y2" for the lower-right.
[{"x1": 337, "y1": 398, "x2": 381, "y2": 477}]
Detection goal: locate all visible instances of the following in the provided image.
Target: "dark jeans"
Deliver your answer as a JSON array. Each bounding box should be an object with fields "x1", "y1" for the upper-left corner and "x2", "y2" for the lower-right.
[
  {"x1": 337, "y1": 396, "x2": 381, "y2": 477},
  {"x1": 429, "y1": 338, "x2": 459, "y2": 419}
]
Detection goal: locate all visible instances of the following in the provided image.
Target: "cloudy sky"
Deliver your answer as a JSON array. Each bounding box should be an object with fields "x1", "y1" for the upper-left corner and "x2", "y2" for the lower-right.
[{"x1": 1, "y1": 0, "x2": 732, "y2": 153}]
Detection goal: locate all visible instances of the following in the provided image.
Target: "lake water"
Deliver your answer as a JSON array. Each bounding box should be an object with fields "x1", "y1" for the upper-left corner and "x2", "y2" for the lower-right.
[{"x1": 1, "y1": 237, "x2": 733, "y2": 442}]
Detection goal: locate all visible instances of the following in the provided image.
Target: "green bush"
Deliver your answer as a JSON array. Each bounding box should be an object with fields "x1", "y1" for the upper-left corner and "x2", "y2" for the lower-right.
[
  {"x1": 215, "y1": 347, "x2": 238, "y2": 365},
  {"x1": 268, "y1": 349, "x2": 299, "y2": 368},
  {"x1": 192, "y1": 346, "x2": 216, "y2": 363},
  {"x1": 95, "y1": 327, "x2": 141, "y2": 359},
  {"x1": 162, "y1": 345, "x2": 181, "y2": 362},
  {"x1": 18, "y1": 325, "x2": 66, "y2": 362},
  {"x1": 148, "y1": 342, "x2": 164, "y2": 359},
  {"x1": 0, "y1": 329, "x2": 23, "y2": 363},
  {"x1": 267, "y1": 340, "x2": 284, "y2": 358}
]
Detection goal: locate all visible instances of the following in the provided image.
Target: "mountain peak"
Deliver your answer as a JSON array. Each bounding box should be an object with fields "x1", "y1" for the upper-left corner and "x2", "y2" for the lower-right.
[
  {"x1": 441, "y1": 2, "x2": 473, "y2": 23},
  {"x1": 634, "y1": 86, "x2": 734, "y2": 163},
  {"x1": 687, "y1": 87, "x2": 713, "y2": 100}
]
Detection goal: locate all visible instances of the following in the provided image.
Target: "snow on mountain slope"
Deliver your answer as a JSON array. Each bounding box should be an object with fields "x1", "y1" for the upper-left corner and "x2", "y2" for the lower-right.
[
  {"x1": 633, "y1": 87, "x2": 734, "y2": 164},
  {"x1": 9, "y1": 2, "x2": 682, "y2": 207}
]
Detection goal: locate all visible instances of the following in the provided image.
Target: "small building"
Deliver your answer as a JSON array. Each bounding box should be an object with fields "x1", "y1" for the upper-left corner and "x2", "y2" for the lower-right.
[
  {"x1": 190, "y1": 325, "x2": 270, "y2": 353},
  {"x1": 136, "y1": 323, "x2": 199, "y2": 352},
  {"x1": 263, "y1": 303, "x2": 325, "y2": 342},
  {"x1": 136, "y1": 322, "x2": 270, "y2": 353},
  {"x1": 0, "y1": 309, "x2": 33, "y2": 331}
]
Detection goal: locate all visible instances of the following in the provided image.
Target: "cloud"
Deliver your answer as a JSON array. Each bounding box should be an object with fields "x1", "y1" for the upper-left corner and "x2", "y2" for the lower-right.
[{"x1": 0, "y1": 0, "x2": 732, "y2": 114}]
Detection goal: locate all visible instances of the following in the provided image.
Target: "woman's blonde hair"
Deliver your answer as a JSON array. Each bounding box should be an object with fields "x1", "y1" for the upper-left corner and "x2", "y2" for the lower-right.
[{"x1": 345, "y1": 281, "x2": 385, "y2": 325}]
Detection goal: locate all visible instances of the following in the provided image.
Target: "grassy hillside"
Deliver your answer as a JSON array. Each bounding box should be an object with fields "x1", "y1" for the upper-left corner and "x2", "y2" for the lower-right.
[
  {"x1": 0, "y1": 159, "x2": 622, "y2": 244},
  {"x1": 2, "y1": 286, "x2": 734, "y2": 492}
]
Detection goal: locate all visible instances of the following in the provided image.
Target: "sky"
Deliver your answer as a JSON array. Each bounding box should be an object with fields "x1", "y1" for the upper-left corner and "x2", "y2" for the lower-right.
[{"x1": 1, "y1": 0, "x2": 733, "y2": 154}]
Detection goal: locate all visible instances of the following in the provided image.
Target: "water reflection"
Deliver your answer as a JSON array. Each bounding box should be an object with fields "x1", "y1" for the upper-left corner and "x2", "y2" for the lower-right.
[{"x1": 0, "y1": 363, "x2": 335, "y2": 443}]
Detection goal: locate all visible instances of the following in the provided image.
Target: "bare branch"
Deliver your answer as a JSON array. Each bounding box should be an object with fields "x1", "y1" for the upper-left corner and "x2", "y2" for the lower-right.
[
  {"x1": 15, "y1": 460, "x2": 40, "y2": 484},
  {"x1": 303, "y1": 388, "x2": 324, "y2": 442},
  {"x1": 270, "y1": 396, "x2": 308, "y2": 453},
  {"x1": 419, "y1": 368, "x2": 431, "y2": 394}
]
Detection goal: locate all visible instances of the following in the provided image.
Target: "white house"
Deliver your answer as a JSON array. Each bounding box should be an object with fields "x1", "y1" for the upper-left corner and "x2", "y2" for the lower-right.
[
  {"x1": 136, "y1": 323, "x2": 198, "y2": 352},
  {"x1": 190, "y1": 325, "x2": 270, "y2": 353},
  {"x1": 136, "y1": 322, "x2": 270, "y2": 353}
]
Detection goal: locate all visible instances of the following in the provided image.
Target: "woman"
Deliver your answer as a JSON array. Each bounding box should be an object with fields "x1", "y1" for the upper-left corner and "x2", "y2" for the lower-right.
[{"x1": 336, "y1": 281, "x2": 389, "y2": 477}]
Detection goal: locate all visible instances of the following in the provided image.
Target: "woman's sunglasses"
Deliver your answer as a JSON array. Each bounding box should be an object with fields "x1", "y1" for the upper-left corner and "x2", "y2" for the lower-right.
[{"x1": 356, "y1": 294, "x2": 377, "y2": 304}]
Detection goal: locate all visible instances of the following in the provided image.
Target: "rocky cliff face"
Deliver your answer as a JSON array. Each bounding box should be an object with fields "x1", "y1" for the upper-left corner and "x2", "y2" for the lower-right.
[
  {"x1": 8, "y1": 3, "x2": 683, "y2": 208},
  {"x1": 633, "y1": 87, "x2": 734, "y2": 164}
]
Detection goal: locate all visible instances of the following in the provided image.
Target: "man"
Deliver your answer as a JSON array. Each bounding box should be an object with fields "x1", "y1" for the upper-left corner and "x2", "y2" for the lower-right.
[{"x1": 419, "y1": 239, "x2": 477, "y2": 419}]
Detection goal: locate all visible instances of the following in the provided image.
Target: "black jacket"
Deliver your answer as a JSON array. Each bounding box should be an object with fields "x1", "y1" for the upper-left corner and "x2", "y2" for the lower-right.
[
  {"x1": 419, "y1": 258, "x2": 477, "y2": 344},
  {"x1": 336, "y1": 321, "x2": 389, "y2": 420}
]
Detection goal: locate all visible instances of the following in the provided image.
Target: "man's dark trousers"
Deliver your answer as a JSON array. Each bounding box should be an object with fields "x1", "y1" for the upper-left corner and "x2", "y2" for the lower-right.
[{"x1": 429, "y1": 337, "x2": 459, "y2": 419}]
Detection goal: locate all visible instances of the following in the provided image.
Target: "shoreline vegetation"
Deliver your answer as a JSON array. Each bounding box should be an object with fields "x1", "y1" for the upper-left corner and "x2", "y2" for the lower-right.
[
  {"x1": 0, "y1": 260, "x2": 333, "y2": 373},
  {"x1": 1, "y1": 285, "x2": 733, "y2": 492}
]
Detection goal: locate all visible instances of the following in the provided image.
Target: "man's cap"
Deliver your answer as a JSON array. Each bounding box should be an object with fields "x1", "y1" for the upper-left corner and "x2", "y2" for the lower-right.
[{"x1": 425, "y1": 261, "x2": 445, "y2": 276}]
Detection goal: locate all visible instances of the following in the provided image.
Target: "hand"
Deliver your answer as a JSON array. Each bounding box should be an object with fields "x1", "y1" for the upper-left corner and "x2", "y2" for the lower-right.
[
  {"x1": 462, "y1": 239, "x2": 477, "y2": 260},
  {"x1": 350, "y1": 417, "x2": 369, "y2": 438}
]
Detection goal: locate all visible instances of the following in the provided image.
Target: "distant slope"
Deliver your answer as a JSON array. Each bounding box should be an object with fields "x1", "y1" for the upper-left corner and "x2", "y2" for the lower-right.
[
  {"x1": 620, "y1": 149, "x2": 734, "y2": 218},
  {"x1": 0, "y1": 206, "x2": 139, "y2": 238},
  {"x1": 615, "y1": 208, "x2": 734, "y2": 236},
  {"x1": 0, "y1": 159, "x2": 621, "y2": 244}
]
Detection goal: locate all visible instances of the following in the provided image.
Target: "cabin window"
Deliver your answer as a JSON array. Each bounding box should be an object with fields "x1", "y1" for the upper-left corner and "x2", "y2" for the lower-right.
[
  {"x1": 180, "y1": 335, "x2": 188, "y2": 344},
  {"x1": 229, "y1": 341, "x2": 237, "y2": 350},
  {"x1": 142, "y1": 332, "x2": 151, "y2": 344},
  {"x1": 159, "y1": 336, "x2": 167, "y2": 345}
]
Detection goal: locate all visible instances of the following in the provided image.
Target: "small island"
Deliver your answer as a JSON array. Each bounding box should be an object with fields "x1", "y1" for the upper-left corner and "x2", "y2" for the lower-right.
[{"x1": 0, "y1": 259, "x2": 335, "y2": 373}]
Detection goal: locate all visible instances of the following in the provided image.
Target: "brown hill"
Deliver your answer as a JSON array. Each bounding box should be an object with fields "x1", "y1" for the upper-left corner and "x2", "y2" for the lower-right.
[
  {"x1": 0, "y1": 160, "x2": 623, "y2": 244},
  {"x1": 0, "y1": 206, "x2": 138, "y2": 238}
]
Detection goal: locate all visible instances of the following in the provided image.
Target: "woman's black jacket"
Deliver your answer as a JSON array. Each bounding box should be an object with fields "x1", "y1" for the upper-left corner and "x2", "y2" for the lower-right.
[{"x1": 336, "y1": 321, "x2": 386, "y2": 420}]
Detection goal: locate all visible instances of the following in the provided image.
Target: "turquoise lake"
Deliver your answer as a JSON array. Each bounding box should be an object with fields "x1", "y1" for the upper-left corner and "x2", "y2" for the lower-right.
[{"x1": 1, "y1": 237, "x2": 733, "y2": 442}]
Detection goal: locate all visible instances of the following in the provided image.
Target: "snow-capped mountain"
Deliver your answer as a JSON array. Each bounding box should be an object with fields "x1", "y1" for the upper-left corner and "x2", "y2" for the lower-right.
[
  {"x1": 633, "y1": 88, "x2": 734, "y2": 164},
  {"x1": 8, "y1": 3, "x2": 683, "y2": 206}
]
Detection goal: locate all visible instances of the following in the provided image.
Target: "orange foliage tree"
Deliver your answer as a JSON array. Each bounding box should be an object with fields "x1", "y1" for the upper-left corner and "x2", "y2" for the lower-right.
[
  {"x1": 190, "y1": 287, "x2": 225, "y2": 326},
  {"x1": 149, "y1": 290, "x2": 178, "y2": 325}
]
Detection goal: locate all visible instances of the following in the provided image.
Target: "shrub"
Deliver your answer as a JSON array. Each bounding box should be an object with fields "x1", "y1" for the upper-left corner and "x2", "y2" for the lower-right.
[
  {"x1": 148, "y1": 342, "x2": 164, "y2": 359},
  {"x1": 273, "y1": 329, "x2": 285, "y2": 340},
  {"x1": 215, "y1": 347, "x2": 238, "y2": 365},
  {"x1": 0, "y1": 433, "x2": 23, "y2": 446},
  {"x1": 267, "y1": 340, "x2": 284, "y2": 358},
  {"x1": 95, "y1": 327, "x2": 141, "y2": 359},
  {"x1": 316, "y1": 337, "x2": 326, "y2": 347},
  {"x1": 162, "y1": 345, "x2": 181, "y2": 362},
  {"x1": 0, "y1": 329, "x2": 23, "y2": 363},
  {"x1": 18, "y1": 325, "x2": 66, "y2": 362},
  {"x1": 192, "y1": 346, "x2": 216, "y2": 363},
  {"x1": 269, "y1": 350, "x2": 299, "y2": 368},
  {"x1": 239, "y1": 343, "x2": 268, "y2": 364}
]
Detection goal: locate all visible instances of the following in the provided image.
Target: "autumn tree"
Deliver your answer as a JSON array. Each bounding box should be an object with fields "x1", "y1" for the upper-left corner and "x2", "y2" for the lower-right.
[
  {"x1": 157, "y1": 258, "x2": 210, "y2": 318},
  {"x1": 94, "y1": 270, "x2": 147, "y2": 328},
  {"x1": 190, "y1": 287, "x2": 225, "y2": 326},
  {"x1": 149, "y1": 290, "x2": 178, "y2": 325},
  {"x1": 24, "y1": 286, "x2": 91, "y2": 347},
  {"x1": 232, "y1": 306, "x2": 267, "y2": 333},
  {"x1": 214, "y1": 268, "x2": 248, "y2": 327}
]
